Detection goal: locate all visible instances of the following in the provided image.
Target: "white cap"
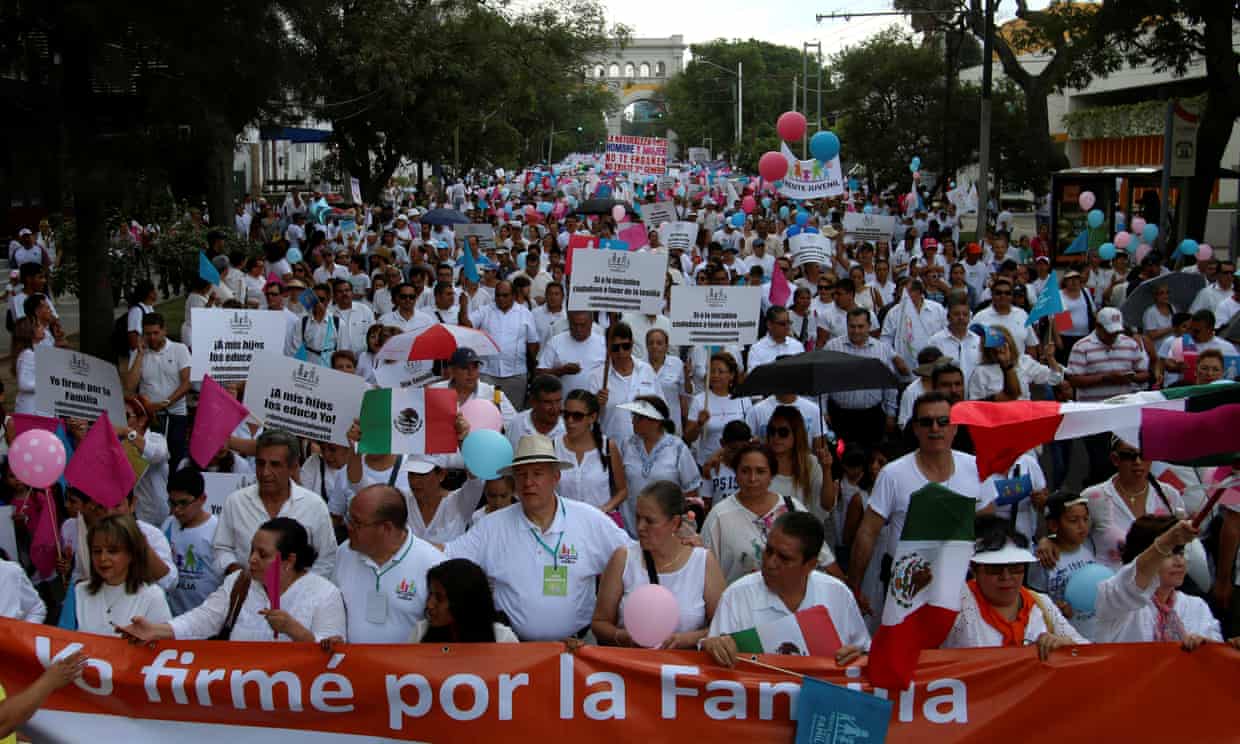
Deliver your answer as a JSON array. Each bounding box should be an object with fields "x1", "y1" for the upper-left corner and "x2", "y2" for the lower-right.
[
  {"x1": 17, "y1": 228, "x2": 31, "y2": 237},
  {"x1": 1097, "y1": 307, "x2": 1124, "y2": 334},
  {"x1": 402, "y1": 458, "x2": 438, "y2": 475},
  {"x1": 971, "y1": 539, "x2": 1037, "y2": 565},
  {"x1": 617, "y1": 400, "x2": 664, "y2": 421}
]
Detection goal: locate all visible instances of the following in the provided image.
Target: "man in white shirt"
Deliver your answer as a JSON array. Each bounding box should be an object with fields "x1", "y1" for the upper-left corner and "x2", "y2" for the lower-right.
[
  {"x1": 536, "y1": 310, "x2": 608, "y2": 397},
  {"x1": 961, "y1": 242, "x2": 991, "y2": 301},
  {"x1": 461, "y1": 280, "x2": 539, "y2": 409},
  {"x1": 928, "y1": 297, "x2": 982, "y2": 382},
  {"x1": 506, "y1": 374, "x2": 566, "y2": 450},
  {"x1": 330, "y1": 278, "x2": 374, "y2": 354},
  {"x1": 825, "y1": 308, "x2": 899, "y2": 449},
  {"x1": 748, "y1": 306, "x2": 806, "y2": 372},
  {"x1": 972, "y1": 277, "x2": 1039, "y2": 353},
  {"x1": 122, "y1": 312, "x2": 191, "y2": 467},
  {"x1": 702, "y1": 512, "x2": 869, "y2": 666},
  {"x1": 234, "y1": 204, "x2": 252, "y2": 238},
  {"x1": 266, "y1": 280, "x2": 302, "y2": 357},
  {"x1": 511, "y1": 250, "x2": 552, "y2": 305},
  {"x1": 284, "y1": 212, "x2": 307, "y2": 251},
  {"x1": 379, "y1": 281, "x2": 436, "y2": 333},
  {"x1": 330, "y1": 485, "x2": 445, "y2": 643},
  {"x1": 1209, "y1": 270, "x2": 1240, "y2": 329},
  {"x1": 444, "y1": 435, "x2": 629, "y2": 640},
  {"x1": 213, "y1": 430, "x2": 337, "y2": 578},
  {"x1": 531, "y1": 282, "x2": 567, "y2": 345},
  {"x1": 1190, "y1": 260, "x2": 1234, "y2": 314}
]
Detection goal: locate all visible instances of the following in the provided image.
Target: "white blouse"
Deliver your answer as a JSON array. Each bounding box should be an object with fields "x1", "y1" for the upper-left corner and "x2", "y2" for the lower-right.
[
  {"x1": 75, "y1": 581, "x2": 171, "y2": 637},
  {"x1": 170, "y1": 570, "x2": 347, "y2": 642},
  {"x1": 1084, "y1": 479, "x2": 1185, "y2": 570},
  {"x1": 687, "y1": 391, "x2": 752, "y2": 465},
  {"x1": 618, "y1": 543, "x2": 709, "y2": 633},
  {"x1": 941, "y1": 586, "x2": 1087, "y2": 650},
  {"x1": 1094, "y1": 561, "x2": 1222, "y2": 643},
  {"x1": 620, "y1": 434, "x2": 701, "y2": 538},
  {"x1": 556, "y1": 437, "x2": 613, "y2": 510}
]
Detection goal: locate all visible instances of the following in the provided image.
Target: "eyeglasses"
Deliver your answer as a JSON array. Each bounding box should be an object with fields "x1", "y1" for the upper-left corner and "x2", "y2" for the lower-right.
[
  {"x1": 915, "y1": 415, "x2": 951, "y2": 428},
  {"x1": 1115, "y1": 450, "x2": 1143, "y2": 462},
  {"x1": 978, "y1": 563, "x2": 1027, "y2": 576},
  {"x1": 610, "y1": 342, "x2": 633, "y2": 352},
  {"x1": 768, "y1": 426, "x2": 793, "y2": 438},
  {"x1": 167, "y1": 498, "x2": 197, "y2": 509},
  {"x1": 563, "y1": 410, "x2": 588, "y2": 422}
]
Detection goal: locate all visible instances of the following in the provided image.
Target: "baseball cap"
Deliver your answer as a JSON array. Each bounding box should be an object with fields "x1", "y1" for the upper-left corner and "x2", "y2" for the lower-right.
[
  {"x1": 1034, "y1": 255, "x2": 1050, "y2": 264},
  {"x1": 17, "y1": 228, "x2": 31, "y2": 237},
  {"x1": 966, "y1": 242, "x2": 982, "y2": 255},
  {"x1": 448, "y1": 348, "x2": 481, "y2": 367},
  {"x1": 1062, "y1": 270, "x2": 1082, "y2": 281},
  {"x1": 1097, "y1": 307, "x2": 1124, "y2": 334}
]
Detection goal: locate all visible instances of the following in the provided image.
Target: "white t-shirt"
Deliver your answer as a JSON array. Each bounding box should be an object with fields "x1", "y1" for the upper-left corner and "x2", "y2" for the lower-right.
[
  {"x1": 538, "y1": 331, "x2": 606, "y2": 396},
  {"x1": 138, "y1": 340, "x2": 191, "y2": 415},
  {"x1": 74, "y1": 581, "x2": 171, "y2": 637},
  {"x1": 1026, "y1": 542, "x2": 1099, "y2": 641},
  {"x1": 868, "y1": 451, "x2": 994, "y2": 562},
  {"x1": 689, "y1": 391, "x2": 753, "y2": 465},
  {"x1": 701, "y1": 463, "x2": 739, "y2": 504},
  {"x1": 160, "y1": 515, "x2": 223, "y2": 615},
  {"x1": 332, "y1": 531, "x2": 446, "y2": 643}
]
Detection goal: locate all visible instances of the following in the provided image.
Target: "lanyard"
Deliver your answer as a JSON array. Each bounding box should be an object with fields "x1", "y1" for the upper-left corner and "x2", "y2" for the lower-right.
[
  {"x1": 530, "y1": 501, "x2": 566, "y2": 569},
  {"x1": 370, "y1": 536, "x2": 414, "y2": 592}
]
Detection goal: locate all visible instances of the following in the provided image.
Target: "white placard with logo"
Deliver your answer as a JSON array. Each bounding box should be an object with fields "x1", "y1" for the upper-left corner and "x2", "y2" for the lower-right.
[
  {"x1": 566, "y1": 249, "x2": 666, "y2": 315},
  {"x1": 35, "y1": 346, "x2": 125, "y2": 423},
  {"x1": 843, "y1": 212, "x2": 897, "y2": 243},
  {"x1": 242, "y1": 351, "x2": 369, "y2": 446},
  {"x1": 642, "y1": 201, "x2": 678, "y2": 228},
  {"x1": 788, "y1": 232, "x2": 831, "y2": 255},
  {"x1": 190, "y1": 308, "x2": 289, "y2": 383},
  {"x1": 659, "y1": 221, "x2": 699, "y2": 253},
  {"x1": 669, "y1": 285, "x2": 763, "y2": 346},
  {"x1": 455, "y1": 223, "x2": 497, "y2": 252},
  {"x1": 202, "y1": 473, "x2": 256, "y2": 518}
]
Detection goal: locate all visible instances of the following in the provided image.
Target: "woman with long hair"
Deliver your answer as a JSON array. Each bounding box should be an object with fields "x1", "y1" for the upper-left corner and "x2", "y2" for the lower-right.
[
  {"x1": 69, "y1": 515, "x2": 171, "y2": 636},
  {"x1": 764, "y1": 406, "x2": 836, "y2": 533},
  {"x1": 685, "y1": 351, "x2": 751, "y2": 466},
  {"x1": 556, "y1": 390, "x2": 627, "y2": 513},
  {"x1": 411, "y1": 559, "x2": 518, "y2": 643}
]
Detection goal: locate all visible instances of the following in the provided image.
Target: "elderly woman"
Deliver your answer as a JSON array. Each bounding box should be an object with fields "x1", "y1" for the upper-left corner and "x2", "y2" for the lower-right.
[
  {"x1": 942, "y1": 516, "x2": 1085, "y2": 658},
  {"x1": 1095, "y1": 516, "x2": 1220, "y2": 648},
  {"x1": 618, "y1": 396, "x2": 700, "y2": 538},
  {"x1": 592, "y1": 481, "x2": 725, "y2": 649}
]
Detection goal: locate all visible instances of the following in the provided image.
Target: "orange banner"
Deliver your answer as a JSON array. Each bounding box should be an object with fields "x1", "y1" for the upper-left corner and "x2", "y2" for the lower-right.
[{"x1": 0, "y1": 618, "x2": 1237, "y2": 742}]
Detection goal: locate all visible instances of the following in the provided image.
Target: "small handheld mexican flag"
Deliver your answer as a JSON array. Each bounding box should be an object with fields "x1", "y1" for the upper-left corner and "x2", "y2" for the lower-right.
[
  {"x1": 729, "y1": 606, "x2": 841, "y2": 657},
  {"x1": 358, "y1": 387, "x2": 459, "y2": 455},
  {"x1": 867, "y1": 483, "x2": 975, "y2": 691}
]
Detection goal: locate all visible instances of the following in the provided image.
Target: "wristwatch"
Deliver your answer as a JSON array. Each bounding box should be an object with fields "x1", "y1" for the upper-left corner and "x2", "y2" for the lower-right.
[{"x1": 127, "y1": 430, "x2": 138, "y2": 442}]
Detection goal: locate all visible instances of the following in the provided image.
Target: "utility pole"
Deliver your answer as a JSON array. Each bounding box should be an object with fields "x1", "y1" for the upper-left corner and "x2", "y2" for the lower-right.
[
  {"x1": 976, "y1": 0, "x2": 995, "y2": 243},
  {"x1": 792, "y1": 74, "x2": 798, "y2": 112},
  {"x1": 1159, "y1": 96, "x2": 1174, "y2": 245},
  {"x1": 737, "y1": 61, "x2": 743, "y2": 152}
]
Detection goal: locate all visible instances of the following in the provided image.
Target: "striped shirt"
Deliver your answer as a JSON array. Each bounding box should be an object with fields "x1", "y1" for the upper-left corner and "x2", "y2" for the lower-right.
[
  {"x1": 824, "y1": 336, "x2": 898, "y2": 415},
  {"x1": 1066, "y1": 331, "x2": 1148, "y2": 402}
]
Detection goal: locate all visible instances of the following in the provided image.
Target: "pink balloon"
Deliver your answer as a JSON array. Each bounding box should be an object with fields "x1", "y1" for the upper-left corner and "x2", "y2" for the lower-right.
[
  {"x1": 9, "y1": 430, "x2": 67, "y2": 490},
  {"x1": 776, "y1": 111, "x2": 807, "y2": 143},
  {"x1": 742, "y1": 195, "x2": 757, "y2": 214},
  {"x1": 1130, "y1": 216, "x2": 1147, "y2": 236},
  {"x1": 1078, "y1": 191, "x2": 1096, "y2": 211},
  {"x1": 623, "y1": 584, "x2": 680, "y2": 648},
  {"x1": 1197, "y1": 243, "x2": 1213, "y2": 262},
  {"x1": 758, "y1": 151, "x2": 788, "y2": 183},
  {"x1": 611, "y1": 204, "x2": 626, "y2": 222},
  {"x1": 1135, "y1": 243, "x2": 1153, "y2": 264},
  {"x1": 460, "y1": 398, "x2": 503, "y2": 432},
  {"x1": 1113, "y1": 232, "x2": 1132, "y2": 250}
]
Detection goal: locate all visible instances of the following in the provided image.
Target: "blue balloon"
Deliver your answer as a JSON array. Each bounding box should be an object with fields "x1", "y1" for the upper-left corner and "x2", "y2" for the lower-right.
[
  {"x1": 1098, "y1": 243, "x2": 1116, "y2": 261},
  {"x1": 1064, "y1": 563, "x2": 1116, "y2": 614},
  {"x1": 862, "y1": 205, "x2": 874, "y2": 215},
  {"x1": 795, "y1": 210, "x2": 810, "y2": 227},
  {"x1": 285, "y1": 247, "x2": 303, "y2": 264},
  {"x1": 809, "y1": 131, "x2": 841, "y2": 163},
  {"x1": 1142, "y1": 224, "x2": 1159, "y2": 243},
  {"x1": 1179, "y1": 238, "x2": 1199, "y2": 257},
  {"x1": 461, "y1": 430, "x2": 513, "y2": 480},
  {"x1": 1087, "y1": 209, "x2": 1104, "y2": 229},
  {"x1": 779, "y1": 206, "x2": 790, "y2": 221},
  {"x1": 538, "y1": 201, "x2": 553, "y2": 214},
  {"x1": 761, "y1": 197, "x2": 772, "y2": 209},
  {"x1": 910, "y1": 156, "x2": 921, "y2": 173},
  {"x1": 675, "y1": 186, "x2": 686, "y2": 197},
  {"x1": 730, "y1": 212, "x2": 746, "y2": 228},
  {"x1": 738, "y1": 176, "x2": 750, "y2": 186}
]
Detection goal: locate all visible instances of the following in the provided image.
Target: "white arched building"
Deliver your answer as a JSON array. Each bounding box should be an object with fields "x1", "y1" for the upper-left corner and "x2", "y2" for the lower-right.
[{"x1": 588, "y1": 35, "x2": 686, "y2": 149}]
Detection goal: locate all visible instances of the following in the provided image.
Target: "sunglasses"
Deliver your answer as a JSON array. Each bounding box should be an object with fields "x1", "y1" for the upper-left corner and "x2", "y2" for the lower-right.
[
  {"x1": 610, "y1": 342, "x2": 633, "y2": 352},
  {"x1": 915, "y1": 415, "x2": 951, "y2": 428},
  {"x1": 768, "y1": 426, "x2": 793, "y2": 438},
  {"x1": 1115, "y1": 450, "x2": 1143, "y2": 462},
  {"x1": 563, "y1": 410, "x2": 588, "y2": 422}
]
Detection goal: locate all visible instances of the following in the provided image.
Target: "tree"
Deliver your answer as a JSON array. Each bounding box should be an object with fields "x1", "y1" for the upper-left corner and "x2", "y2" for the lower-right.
[{"x1": 1094, "y1": 0, "x2": 1240, "y2": 241}]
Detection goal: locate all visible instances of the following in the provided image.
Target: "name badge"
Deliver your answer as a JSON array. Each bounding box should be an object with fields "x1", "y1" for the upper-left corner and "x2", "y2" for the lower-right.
[
  {"x1": 366, "y1": 589, "x2": 388, "y2": 623},
  {"x1": 542, "y1": 565, "x2": 568, "y2": 597}
]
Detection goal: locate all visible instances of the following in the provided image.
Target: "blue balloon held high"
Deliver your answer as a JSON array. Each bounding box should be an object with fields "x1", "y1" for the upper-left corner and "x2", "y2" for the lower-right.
[
  {"x1": 730, "y1": 212, "x2": 745, "y2": 228},
  {"x1": 285, "y1": 247, "x2": 303, "y2": 264},
  {"x1": 1179, "y1": 238, "x2": 1199, "y2": 257},
  {"x1": 1064, "y1": 563, "x2": 1115, "y2": 614},
  {"x1": 862, "y1": 204, "x2": 874, "y2": 215},
  {"x1": 1087, "y1": 209, "x2": 1104, "y2": 229},
  {"x1": 461, "y1": 430, "x2": 513, "y2": 480},
  {"x1": 909, "y1": 156, "x2": 921, "y2": 173},
  {"x1": 779, "y1": 205, "x2": 790, "y2": 220},
  {"x1": 1098, "y1": 243, "x2": 1116, "y2": 261},
  {"x1": 795, "y1": 210, "x2": 810, "y2": 227},
  {"x1": 1142, "y1": 223, "x2": 1159, "y2": 243},
  {"x1": 761, "y1": 197, "x2": 772, "y2": 209},
  {"x1": 809, "y1": 130, "x2": 841, "y2": 163}
]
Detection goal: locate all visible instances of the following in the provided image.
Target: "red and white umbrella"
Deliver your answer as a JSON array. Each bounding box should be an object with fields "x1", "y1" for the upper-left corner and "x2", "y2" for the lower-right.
[{"x1": 376, "y1": 324, "x2": 502, "y2": 362}]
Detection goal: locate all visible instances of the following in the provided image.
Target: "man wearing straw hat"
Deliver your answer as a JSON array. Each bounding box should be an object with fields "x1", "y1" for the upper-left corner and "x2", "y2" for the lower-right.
[{"x1": 444, "y1": 435, "x2": 628, "y2": 641}]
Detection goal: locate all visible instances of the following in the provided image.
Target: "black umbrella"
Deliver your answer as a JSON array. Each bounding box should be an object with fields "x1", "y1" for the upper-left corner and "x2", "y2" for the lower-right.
[
  {"x1": 573, "y1": 198, "x2": 637, "y2": 218},
  {"x1": 1120, "y1": 272, "x2": 1205, "y2": 331},
  {"x1": 1224, "y1": 313, "x2": 1240, "y2": 345},
  {"x1": 734, "y1": 350, "x2": 900, "y2": 398},
  {"x1": 420, "y1": 208, "x2": 471, "y2": 226}
]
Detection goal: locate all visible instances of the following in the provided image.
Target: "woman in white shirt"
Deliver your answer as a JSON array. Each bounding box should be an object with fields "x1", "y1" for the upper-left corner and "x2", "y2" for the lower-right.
[
  {"x1": 765, "y1": 406, "x2": 836, "y2": 533},
  {"x1": 119, "y1": 517, "x2": 346, "y2": 643},
  {"x1": 71, "y1": 515, "x2": 172, "y2": 636},
  {"x1": 1142, "y1": 283, "x2": 1177, "y2": 343},
  {"x1": 685, "y1": 351, "x2": 752, "y2": 466},
  {"x1": 967, "y1": 326, "x2": 1064, "y2": 401},
  {"x1": 11, "y1": 317, "x2": 40, "y2": 414},
  {"x1": 409, "y1": 558, "x2": 519, "y2": 643},
  {"x1": 556, "y1": 390, "x2": 627, "y2": 513},
  {"x1": 1095, "y1": 516, "x2": 1220, "y2": 648},
  {"x1": 646, "y1": 328, "x2": 687, "y2": 434},
  {"x1": 404, "y1": 459, "x2": 482, "y2": 544},
  {"x1": 242, "y1": 257, "x2": 269, "y2": 308},
  {"x1": 942, "y1": 516, "x2": 1084, "y2": 656},
  {"x1": 788, "y1": 287, "x2": 826, "y2": 351},
  {"x1": 618, "y1": 397, "x2": 701, "y2": 539},
  {"x1": 592, "y1": 481, "x2": 725, "y2": 649}
]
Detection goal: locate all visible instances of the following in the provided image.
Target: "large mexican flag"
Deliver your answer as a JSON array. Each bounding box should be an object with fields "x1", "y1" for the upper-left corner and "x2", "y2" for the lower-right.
[
  {"x1": 358, "y1": 387, "x2": 458, "y2": 455},
  {"x1": 728, "y1": 606, "x2": 841, "y2": 657},
  {"x1": 866, "y1": 483, "x2": 975, "y2": 691}
]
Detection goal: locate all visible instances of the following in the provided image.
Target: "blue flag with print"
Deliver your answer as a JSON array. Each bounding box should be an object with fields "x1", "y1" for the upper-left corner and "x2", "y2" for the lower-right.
[
  {"x1": 994, "y1": 473, "x2": 1034, "y2": 506},
  {"x1": 1026, "y1": 270, "x2": 1064, "y2": 326},
  {"x1": 199, "y1": 251, "x2": 220, "y2": 285},
  {"x1": 1063, "y1": 229, "x2": 1088, "y2": 255},
  {"x1": 794, "y1": 676, "x2": 892, "y2": 744},
  {"x1": 601, "y1": 239, "x2": 629, "y2": 251}
]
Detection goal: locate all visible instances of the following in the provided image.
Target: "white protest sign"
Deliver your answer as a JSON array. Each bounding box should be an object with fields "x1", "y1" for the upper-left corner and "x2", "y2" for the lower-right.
[
  {"x1": 36, "y1": 346, "x2": 125, "y2": 423},
  {"x1": 778, "y1": 144, "x2": 845, "y2": 199},
  {"x1": 843, "y1": 212, "x2": 897, "y2": 243},
  {"x1": 642, "y1": 201, "x2": 678, "y2": 228},
  {"x1": 688, "y1": 147, "x2": 711, "y2": 163},
  {"x1": 350, "y1": 177, "x2": 363, "y2": 204},
  {"x1": 660, "y1": 221, "x2": 698, "y2": 253},
  {"x1": 0, "y1": 506, "x2": 17, "y2": 563},
  {"x1": 373, "y1": 360, "x2": 438, "y2": 390},
  {"x1": 605, "y1": 135, "x2": 668, "y2": 176},
  {"x1": 242, "y1": 351, "x2": 369, "y2": 446},
  {"x1": 669, "y1": 286, "x2": 763, "y2": 346},
  {"x1": 566, "y1": 249, "x2": 666, "y2": 315},
  {"x1": 788, "y1": 232, "x2": 830, "y2": 255},
  {"x1": 455, "y1": 223, "x2": 496, "y2": 252},
  {"x1": 202, "y1": 472, "x2": 256, "y2": 519},
  {"x1": 190, "y1": 309, "x2": 288, "y2": 383}
]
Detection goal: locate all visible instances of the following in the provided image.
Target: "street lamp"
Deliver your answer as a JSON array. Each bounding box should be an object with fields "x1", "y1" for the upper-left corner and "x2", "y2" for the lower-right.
[
  {"x1": 693, "y1": 57, "x2": 742, "y2": 151},
  {"x1": 547, "y1": 123, "x2": 583, "y2": 164}
]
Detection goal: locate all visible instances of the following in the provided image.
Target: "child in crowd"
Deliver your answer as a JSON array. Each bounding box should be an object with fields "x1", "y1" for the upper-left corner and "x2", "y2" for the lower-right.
[
  {"x1": 832, "y1": 444, "x2": 871, "y2": 560},
  {"x1": 700, "y1": 421, "x2": 752, "y2": 506},
  {"x1": 471, "y1": 475, "x2": 517, "y2": 528},
  {"x1": 160, "y1": 469, "x2": 223, "y2": 615},
  {"x1": 1027, "y1": 492, "x2": 1098, "y2": 640}
]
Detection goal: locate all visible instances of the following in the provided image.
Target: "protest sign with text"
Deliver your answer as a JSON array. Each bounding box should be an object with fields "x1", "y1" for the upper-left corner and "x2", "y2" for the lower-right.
[
  {"x1": 642, "y1": 201, "x2": 678, "y2": 228},
  {"x1": 35, "y1": 347, "x2": 125, "y2": 423},
  {"x1": 455, "y1": 223, "x2": 497, "y2": 252},
  {"x1": 670, "y1": 286, "x2": 763, "y2": 346},
  {"x1": 778, "y1": 144, "x2": 845, "y2": 200},
  {"x1": 202, "y1": 472, "x2": 256, "y2": 518},
  {"x1": 605, "y1": 135, "x2": 668, "y2": 176},
  {"x1": 242, "y1": 351, "x2": 368, "y2": 446},
  {"x1": 659, "y1": 221, "x2": 699, "y2": 253},
  {"x1": 843, "y1": 212, "x2": 898, "y2": 243},
  {"x1": 190, "y1": 309, "x2": 288, "y2": 383},
  {"x1": 567, "y1": 249, "x2": 666, "y2": 314}
]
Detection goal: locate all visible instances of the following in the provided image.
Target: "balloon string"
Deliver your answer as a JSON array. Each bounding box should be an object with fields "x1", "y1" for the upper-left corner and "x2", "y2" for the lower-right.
[{"x1": 738, "y1": 656, "x2": 803, "y2": 680}]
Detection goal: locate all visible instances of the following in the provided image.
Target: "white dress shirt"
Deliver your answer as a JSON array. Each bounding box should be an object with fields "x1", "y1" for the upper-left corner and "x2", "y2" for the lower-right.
[
  {"x1": 538, "y1": 331, "x2": 606, "y2": 395},
  {"x1": 468, "y1": 303, "x2": 538, "y2": 377},
  {"x1": 332, "y1": 303, "x2": 375, "y2": 355},
  {"x1": 823, "y1": 336, "x2": 899, "y2": 415},
  {"x1": 0, "y1": 559, "x2": 46, "y2": 622},
  {"x1": 708, "y1": 572, "x2": 871, "y2": 652},
  {"x1": 927, "y1": 328, "x2": 982, "y2": 383},
  {"x1": 747, "y1": 335, "x2": 806, "y2": 372},
  {"x1": 212, "y1": 482, "x2": 338, "y2": 578},
  {"x1": 170, "y1": 570, "x2": 346, "y2": 642},
  {"x1": 332, "y1": 531, "x2": 446, "y2": 643}
]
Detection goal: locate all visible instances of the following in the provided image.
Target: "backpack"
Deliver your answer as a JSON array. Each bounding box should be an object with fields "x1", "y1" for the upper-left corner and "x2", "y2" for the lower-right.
[{"x1": 112, "y1": 312, "x2": 131, "y2": 361}]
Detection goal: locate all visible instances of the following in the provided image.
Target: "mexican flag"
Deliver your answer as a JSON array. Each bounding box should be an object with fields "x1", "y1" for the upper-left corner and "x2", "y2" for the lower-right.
[
  {"x1": 867, "y1": 483, "x2": 975, "y2": 691},
  {"x1": 951, "y1": 382, "x2": 1240, "y2": 479},
  {"x1": 729, "y1": 606, "x2": 841, "y2": 657},
  {"x1": 358, "y1": 387, "x2": 459, "y2": 455}
]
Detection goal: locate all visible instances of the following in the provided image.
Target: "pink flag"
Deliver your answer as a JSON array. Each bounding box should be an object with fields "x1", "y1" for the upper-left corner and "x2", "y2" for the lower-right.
[
  {"x1": 618, "y1": 223, "x2": 649, "y2": 251},
  {"x1": 769, "y1": 262, "x2": 792, "y2": 308},
  {"x1": 10, "y1": 413, "x2": 61, "y2": 438},
  {"x1": 64, "y1": 413, "x2": 137, "y2": 509},
  {"x1": 264, "y1": 556, "x2": 281, "y2": 610},
  {"x1": 190, "y1": 375, "x2": 249, "y2": 468},
  {"x1": 24, "y1": 490, "x2": 59, "y2": 577}
]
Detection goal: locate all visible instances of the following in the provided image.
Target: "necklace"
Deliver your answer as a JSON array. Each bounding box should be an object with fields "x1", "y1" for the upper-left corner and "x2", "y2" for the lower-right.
[{"x1": 1114, "y1": 478, "x2": 1146, "y2": 505}]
